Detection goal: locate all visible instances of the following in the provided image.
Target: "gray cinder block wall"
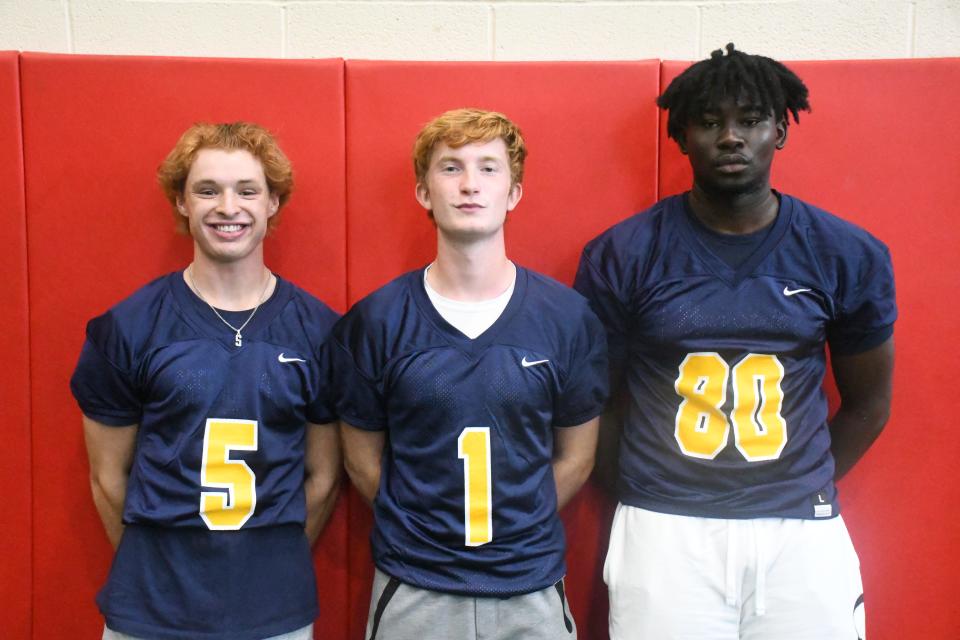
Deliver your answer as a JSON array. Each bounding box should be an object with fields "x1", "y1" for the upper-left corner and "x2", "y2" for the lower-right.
[{"x1": 1, "y1": 0, "x2": 958, "y2": 61}]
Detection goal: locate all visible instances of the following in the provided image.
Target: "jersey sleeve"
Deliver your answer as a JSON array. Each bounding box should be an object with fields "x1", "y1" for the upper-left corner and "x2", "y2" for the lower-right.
[
  {"x1": 553, "y1": 305, "x2": 609, "y2": 427},
  {"x1": 827, "y1": 241, "x2": 897, "y2": 356},
  {"x1": 70, "y1": 314, "x2": 142, "y2": 426},
  {"x1": 327, "y1": 319, "x2": 387, "y2": 431},
  {"x1": 306, "y1": 335, "x2": 338, "y2": 425},
  {"x1": 303, "y1": 299, "x2": 342, "y2": 426},
  {"x1": 574, "y1": 244, "x2": 630, "y2": 393}
]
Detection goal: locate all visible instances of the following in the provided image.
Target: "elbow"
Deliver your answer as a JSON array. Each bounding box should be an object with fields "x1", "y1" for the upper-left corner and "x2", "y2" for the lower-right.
[
  {"x1": 342, "y1": 455, "x2": 378, "y2": 499},
  {"x1": 88, "y1": 471, "x2": 105, "y2": 501},
  {"x1": 862, "y1": 401, "x2": 892, "y2": 436},
  {"x1": 563, "y1": 452, "x2": 597, "y2": 492},
  {"x1": 575, "y1": 452, "x2": 597, "y2": 487},
  {"x1": 306, "y1": 465, "x2": 343, "y2": 504},
  {"x1": 342, "y1": 454, "x2": 365, "y2": 489},
  {"x1": 89, "y1": 467, "x2": 120, "y2": 500}
]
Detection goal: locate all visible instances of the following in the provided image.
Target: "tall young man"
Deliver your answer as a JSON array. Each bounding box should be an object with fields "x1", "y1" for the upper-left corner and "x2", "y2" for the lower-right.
[
  {"x1": 576, "y1": 45, "x2": 896, "y2": 640},
  {"x1": 72, "y1": 122, "x2": 341, "y2": 640},
  {"x1": 330, "y1": 108, "x2": 608, "y2": 639}
]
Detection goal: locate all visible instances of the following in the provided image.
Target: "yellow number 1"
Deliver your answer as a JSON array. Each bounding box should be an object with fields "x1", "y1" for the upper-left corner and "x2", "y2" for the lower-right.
[
  {"x1": 200, "y1": 418, "x2": 258, "y2": 530},
  {"x1": 458, "y1": 427, "x2": 492, "y2": 547}
]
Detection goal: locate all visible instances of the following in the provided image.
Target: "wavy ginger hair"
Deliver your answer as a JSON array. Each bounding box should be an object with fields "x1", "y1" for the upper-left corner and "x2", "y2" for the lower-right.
[{"x1": 412, "y1": 108, "x2": 527, "y2": 188}]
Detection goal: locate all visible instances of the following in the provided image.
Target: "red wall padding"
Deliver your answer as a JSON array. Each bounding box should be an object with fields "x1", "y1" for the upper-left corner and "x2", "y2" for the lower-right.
[
  {"x1": 19, "y1": 53, "x2": 348, "y2": 639},
  {"x1": 344, "y1": 60, "x2": 661, "y2": 640},
  {"x1": 660, "y1": 58, "x2": 960, "y2": 639},
  {"x1": 0, "y1": 51, "x2": 32, "y2": 640},
  {"x1": 4, "y1": 53, "x2": 957, "y2": 640}
]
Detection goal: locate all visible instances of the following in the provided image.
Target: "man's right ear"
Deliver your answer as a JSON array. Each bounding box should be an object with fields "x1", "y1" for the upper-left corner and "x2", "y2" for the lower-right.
[
  {"x1": 676, "y1": 135, "x2": 688, "y2": 155},
  {"x1": 415, "y1": 183, "x2": 431, "y2": 211}
]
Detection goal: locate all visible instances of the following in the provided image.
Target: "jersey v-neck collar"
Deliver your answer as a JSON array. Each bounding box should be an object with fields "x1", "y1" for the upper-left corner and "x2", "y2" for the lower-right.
[
  {"x1": 168, "y1": 270, "x2": 293, "y2": 351},
  {"x1": 409, "y1": 265, "x2": 528, "y2": 357},
  {"x1": 674, "y1": 192, "x2": 794, "y2": 287}
]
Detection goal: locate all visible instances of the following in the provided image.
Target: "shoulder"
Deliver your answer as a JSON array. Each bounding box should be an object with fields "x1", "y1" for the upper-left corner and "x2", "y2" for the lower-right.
[
  {"x1": 578, "y1": 196, "x2": 681, "y2": 296},
  {"x1": 576, "y1": 197, "x2": 683, "y2": 308},
  {"x1": 280, "y1": 278, "x2": 342, "y2": 336},
  {"x1": 582, "y1": 196, "x2": 677, "y2": 263},
  {"x1": 519, "y1": 268, "x2": 606, "y2": 347},
  {"x1": 522, "y1": 269, "x2": 596, "y2": 319},
  {"x1": 332, "y1": 269, "x2": 421, "y2": 351},
  {"x1": 786, "y1": 195, "x2": 891, "y2": 264},
  {"x1": 85, "y1": 273, "x2": 179, "y2": 358}
]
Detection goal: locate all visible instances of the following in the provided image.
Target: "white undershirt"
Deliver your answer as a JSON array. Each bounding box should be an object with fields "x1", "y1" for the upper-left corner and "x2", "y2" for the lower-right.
[{"x1": 423, "y1": 264, "x2": 515, "y2": 339}]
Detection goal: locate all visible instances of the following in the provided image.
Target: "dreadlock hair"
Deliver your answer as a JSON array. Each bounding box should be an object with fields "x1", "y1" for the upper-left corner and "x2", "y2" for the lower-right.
[{"x1": 657, "y1": 43, "x2": 811, "y2": 142}]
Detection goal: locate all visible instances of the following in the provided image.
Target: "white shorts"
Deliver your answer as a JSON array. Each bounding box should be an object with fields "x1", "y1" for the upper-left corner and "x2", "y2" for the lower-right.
[{"x1": 604, "y1": 504, "x2": 866, "y2": 640}]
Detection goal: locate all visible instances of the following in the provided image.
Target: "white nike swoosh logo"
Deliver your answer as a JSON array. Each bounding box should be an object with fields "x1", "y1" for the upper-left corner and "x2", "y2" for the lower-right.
[
  {"x1": 783, "y1": 286, "x2": 812, "y2": 297},
  {"x1": 521, "y1": 356, "x2": 549, "y2": 368},
  {"x1": 278, "y1": 353, "x2": 307, "y2": 363}
]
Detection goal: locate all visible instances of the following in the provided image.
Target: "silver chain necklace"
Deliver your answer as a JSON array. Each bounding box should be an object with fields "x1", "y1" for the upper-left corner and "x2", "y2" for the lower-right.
[{"x1": 186, "y1": 265, "x2": 273, "y2": 347}]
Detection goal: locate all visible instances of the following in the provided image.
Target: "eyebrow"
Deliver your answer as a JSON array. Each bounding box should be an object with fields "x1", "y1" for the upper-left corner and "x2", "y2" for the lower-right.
[
  {"x1": 190, "y1": 178, "x2": 262, "y2": 186},
  {"x1": 436, "y1": 155, "x2": 503, "y2": 164}
]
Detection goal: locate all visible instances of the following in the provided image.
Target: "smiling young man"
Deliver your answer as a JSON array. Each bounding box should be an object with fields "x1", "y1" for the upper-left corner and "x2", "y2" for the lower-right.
[
  {"x1": 575, "y1": 45, "x2": 896, "y2": 639},
  {"x1": 330, "y1": 108, "x2": 608, "y2": 639},
  {"x1": 71, "y1": 122, "x2": 341, "y2": 640}
]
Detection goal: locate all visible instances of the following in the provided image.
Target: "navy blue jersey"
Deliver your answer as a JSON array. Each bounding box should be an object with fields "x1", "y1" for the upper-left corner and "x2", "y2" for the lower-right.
[
  {"x1": 71, "y1": 271, "x2": 339, "y2": 639},
  {"x1": 575, "y1": 194, "x2": 896, "y2": 520},
  {"x1": 329, "y1": 267, "x2": 608, "y2": 596}
]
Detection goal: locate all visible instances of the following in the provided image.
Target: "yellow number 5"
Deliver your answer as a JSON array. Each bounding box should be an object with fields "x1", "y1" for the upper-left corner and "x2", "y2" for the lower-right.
[
  {"x1": 675, "y1": 353, "x2": 787, "y2": 462},
  {"x1": 458, "y1": 427, "x2": 492, "y2": 547},
  {"x1": 200, "y1": 418, "x2": 258, "y2": 530}
]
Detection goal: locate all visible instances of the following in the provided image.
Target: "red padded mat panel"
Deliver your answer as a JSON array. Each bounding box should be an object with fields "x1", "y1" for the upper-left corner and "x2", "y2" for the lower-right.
[
  {"x1": 21, "y1": 53, "x2": 347, "y2": 639},
  {"x1": 0, "y1": 51, "x2": 31, "y2": 640},
  {"x1": 659, "y1": 58, "x2": 960, "y2": 639},
  {"x1": 345, "y1": 60, "x2": 661, "y2": 640}
]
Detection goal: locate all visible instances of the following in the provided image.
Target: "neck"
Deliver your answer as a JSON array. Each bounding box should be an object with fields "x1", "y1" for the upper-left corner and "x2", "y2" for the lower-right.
[
  {"x1": 688, "y1": 183, "x2": 779, "y2": 235},
  {"x1": 187, "y1": 253, "x2": 274, "y2": 311},
  {"x1": 428, "y1": 231, "x2": 513, "y2": 301}
]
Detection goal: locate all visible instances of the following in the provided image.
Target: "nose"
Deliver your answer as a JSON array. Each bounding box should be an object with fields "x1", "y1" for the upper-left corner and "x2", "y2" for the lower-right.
[
  {"x1": 717, "y1": 123, "x2": 744, "y2": 148},
  {"x1": 459, "y1": 167, "x2": 479, "y2": 193},
  {"x1": 217, "y1": 190, "x2": 241, "y2": 215}
]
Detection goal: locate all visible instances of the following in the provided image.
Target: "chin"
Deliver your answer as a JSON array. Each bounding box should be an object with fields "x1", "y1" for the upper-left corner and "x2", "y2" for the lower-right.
[
  {"x1": 704, "y1": 175, "x2": 765, "y2": 196},
  {"x1": 440, "y1": 226, "x2": 501, "y2": 243}
]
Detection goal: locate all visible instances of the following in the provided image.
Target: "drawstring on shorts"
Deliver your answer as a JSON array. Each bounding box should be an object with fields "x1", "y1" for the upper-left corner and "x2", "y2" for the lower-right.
[{"x1": 725, "y1": 519, "x2": 768, "y2": 617}]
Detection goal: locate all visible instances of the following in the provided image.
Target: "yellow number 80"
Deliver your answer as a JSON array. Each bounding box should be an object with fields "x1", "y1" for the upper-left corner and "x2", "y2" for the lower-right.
[{"x1": 674, "y1": 353, "x2": 787, "y2": 462}]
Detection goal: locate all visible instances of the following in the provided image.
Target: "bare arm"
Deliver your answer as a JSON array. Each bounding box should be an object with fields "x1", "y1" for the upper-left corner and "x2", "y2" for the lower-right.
[
  {"x1": 593, "y1": 388, "x2": 628, "y2": 497},
  {"x1": 553, "y1": 417, "x2": 600, "y2": 510},
  {"x1": 829, "y1": 337, "x2": 895, "y2": 480},
  {"x1": 83, "y1": 416, "x2": 138, "y2": 549},
  {"x1": 340, "y1": 421, "x2": 385, "y2": 506},
  {"x1": 304, "y1": 422, "x2": 342, "y2": 544}
]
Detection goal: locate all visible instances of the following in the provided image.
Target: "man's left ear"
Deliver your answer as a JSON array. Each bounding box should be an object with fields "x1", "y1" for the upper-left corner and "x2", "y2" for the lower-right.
[
  {"x1": 775, "y1": 119, "x2": 788, "y2": 150},
  {"x1": 268, "y1": 194, "x2": 280, "y2": 217},
  {"x1": 507, "y1": 183, "x2": 523, "y2": 212}
]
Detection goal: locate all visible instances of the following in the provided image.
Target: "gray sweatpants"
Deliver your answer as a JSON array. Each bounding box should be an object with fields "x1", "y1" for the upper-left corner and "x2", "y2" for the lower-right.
[{"x1": 365, "y1": 568, "x2": 577, "y2": 640}]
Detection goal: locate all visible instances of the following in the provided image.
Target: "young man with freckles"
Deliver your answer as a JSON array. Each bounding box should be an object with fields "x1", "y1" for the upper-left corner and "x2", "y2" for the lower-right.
[
  {"x1": 329, "y1": 108, "x2": 608, "y2": 640},
  {"x1": 576, "y1": 45, "x2": 896, "y2": 640},
  {"x1": 72, "y1": 122, "x2": 341, "y2": 640}
]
